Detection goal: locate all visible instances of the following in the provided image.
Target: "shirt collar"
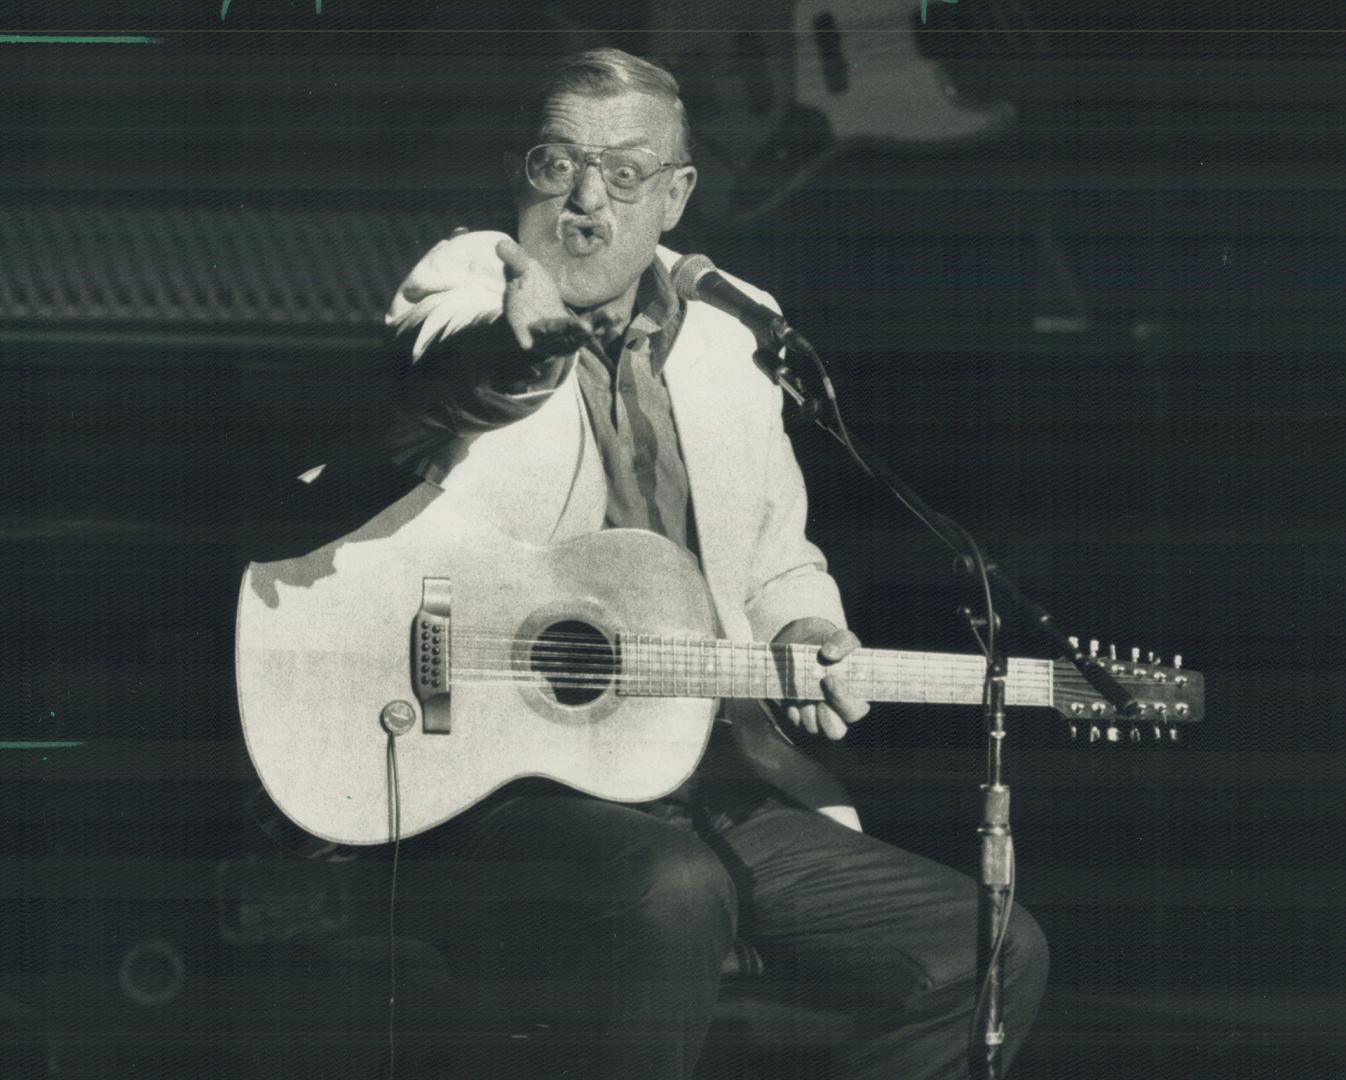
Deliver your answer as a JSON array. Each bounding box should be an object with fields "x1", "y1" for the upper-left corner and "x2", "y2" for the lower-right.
[
  {"x1": 587, "y1": 259, "x2": 684, "y2": 371},
  {"x1": 628, "y1": 258, "x2": 680, "y2": 343}
]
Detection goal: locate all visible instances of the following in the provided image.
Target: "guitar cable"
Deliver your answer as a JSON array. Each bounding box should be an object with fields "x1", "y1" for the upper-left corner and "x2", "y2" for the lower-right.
[{"x1": 386, "y1": 731, "x2": 404, "y2": 1080}]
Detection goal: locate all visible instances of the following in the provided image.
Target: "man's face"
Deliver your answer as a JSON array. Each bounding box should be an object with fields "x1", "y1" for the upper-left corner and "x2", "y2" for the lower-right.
[{"x1": 514, "y1": 90, "x2": 697, "y2": 309}]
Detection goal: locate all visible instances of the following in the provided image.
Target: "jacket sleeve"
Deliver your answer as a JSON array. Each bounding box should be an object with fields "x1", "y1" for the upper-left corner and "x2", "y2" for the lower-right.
[
  {"x1": 381, "y1": 231, "x2": 574, "y2": 464},
  {"x1": 741, "y1": 379, "x2": 848, "y2": 641}
]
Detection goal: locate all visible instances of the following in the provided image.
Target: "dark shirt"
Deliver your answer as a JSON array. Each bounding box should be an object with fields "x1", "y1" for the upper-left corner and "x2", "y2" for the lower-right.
[
  {"x1": 390, "y1": 255, "x2": 698, "y2": 560},
  {"x1": 574, "y1": 258, "x2": 697, "y2": 558}
]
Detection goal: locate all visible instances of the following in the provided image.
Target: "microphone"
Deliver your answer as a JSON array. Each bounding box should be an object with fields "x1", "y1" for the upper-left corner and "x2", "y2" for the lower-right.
[{"x1": 669, "y1": 254, "x2": 813, "y2": 352}]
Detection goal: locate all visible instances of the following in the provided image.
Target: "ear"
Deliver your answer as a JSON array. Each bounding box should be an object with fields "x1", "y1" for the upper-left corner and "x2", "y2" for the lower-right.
[{"x1": 660, "y1": 165, "x2": 698, "y2": 233}]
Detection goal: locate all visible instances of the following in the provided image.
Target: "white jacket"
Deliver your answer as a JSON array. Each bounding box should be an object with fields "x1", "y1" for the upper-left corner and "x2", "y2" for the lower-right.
[{"x1": 385, "y1": 231, "x2": 860, "y2": 828}]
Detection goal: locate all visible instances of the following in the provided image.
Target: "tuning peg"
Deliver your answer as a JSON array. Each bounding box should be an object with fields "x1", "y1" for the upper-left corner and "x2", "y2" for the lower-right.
[
  {"x1": 1147, "y1": 650, "x2": 1157, "y2": 664},
  {"x1": 1105, "y1": 723, "x2": 1121, "y2": 744},
  {"x1": 1089, "y1": 638, "x2": 1100, "y2": 657},
  {"x1": 1067, "y1": 721, "x2": 1079, "y2": 742},
  {"x1": 1089, "y1": 724, "x2": 1102, "y2": 744},
  {"x1": 1129, "y1": 725, "x2": 1142, "y2": 744},
  {"x1": 1131, "y1": 646, "x2": 1141, "y2": 663},
  {"x1": 1168, "y1": 726, "x2": 1181, "y2": 744},
  {"x1": 1108, "y1": 643, "x2": 1118, "y2": 660},
  {"x1": 1068, "y1": 635, "x2": 1080, "y2": 650},
  {"x1": 1173, "y1": 654, "x2": 1183, "y2": 670}
]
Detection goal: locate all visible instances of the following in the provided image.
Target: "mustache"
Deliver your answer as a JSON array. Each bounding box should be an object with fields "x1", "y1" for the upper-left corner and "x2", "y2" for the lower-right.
[{"x1": 555, "y1": 215, "x2": 614, "y2": 242}]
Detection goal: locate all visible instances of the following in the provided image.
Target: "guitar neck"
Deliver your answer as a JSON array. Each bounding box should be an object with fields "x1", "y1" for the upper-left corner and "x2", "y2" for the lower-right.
[{"x1": 618, "y1": 636, "x2": 1053, "y2": 707}]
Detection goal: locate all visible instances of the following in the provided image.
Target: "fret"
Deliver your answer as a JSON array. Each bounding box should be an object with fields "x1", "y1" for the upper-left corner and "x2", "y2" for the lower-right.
[
  {"x1": 1005, "y1": 657, "x2": 1053, "y2": 707},
  {"x1": 899, "y1": 650, "x2": 982, "y2": 706},
  {"x1": 617, "y1": 639, "x2": 1055, "y2": 709}
]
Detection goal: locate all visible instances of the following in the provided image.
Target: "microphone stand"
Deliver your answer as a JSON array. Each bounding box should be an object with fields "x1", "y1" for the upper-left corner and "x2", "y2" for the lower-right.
[{"x1": 752, "y1": 344, "x2": 1140, "y2": 1079}]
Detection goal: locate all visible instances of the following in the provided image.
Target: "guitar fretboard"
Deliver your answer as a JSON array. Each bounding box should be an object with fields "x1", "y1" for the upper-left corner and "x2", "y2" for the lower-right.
[{"x1": 617, "y1": 636, "x2": 1053, "y2": 707}]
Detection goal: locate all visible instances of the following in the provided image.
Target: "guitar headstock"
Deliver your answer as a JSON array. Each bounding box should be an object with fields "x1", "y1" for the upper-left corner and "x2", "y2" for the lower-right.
[{"x1": 1051, "y1": 647, "x2": 1204, "y2": 745}]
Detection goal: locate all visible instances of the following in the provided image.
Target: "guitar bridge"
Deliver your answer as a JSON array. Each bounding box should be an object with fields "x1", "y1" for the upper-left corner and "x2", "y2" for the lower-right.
[{"x1": 414, "y1": 577, "x2": 453, "y2": 733}]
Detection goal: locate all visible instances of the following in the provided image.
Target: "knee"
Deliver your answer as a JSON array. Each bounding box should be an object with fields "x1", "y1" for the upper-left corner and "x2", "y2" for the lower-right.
[{"x1": 617, "y1": 833, "x2": 738, "y2": 949}]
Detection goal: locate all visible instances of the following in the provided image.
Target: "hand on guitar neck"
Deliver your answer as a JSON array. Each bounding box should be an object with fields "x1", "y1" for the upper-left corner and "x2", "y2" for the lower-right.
[{"x1": 772, "y1": 616, "x2": 871, "y2": 740}]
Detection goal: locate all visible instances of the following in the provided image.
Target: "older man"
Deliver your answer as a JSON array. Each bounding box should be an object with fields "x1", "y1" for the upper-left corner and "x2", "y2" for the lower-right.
[{"x1": 373, "y1": 47, "x2": 1047, "y2": 1079}]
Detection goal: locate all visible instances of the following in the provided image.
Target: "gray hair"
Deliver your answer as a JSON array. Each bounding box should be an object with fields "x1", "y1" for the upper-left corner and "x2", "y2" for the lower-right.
[{"x1": 521, "y1": 47, "x2": 693, "y2": 162}]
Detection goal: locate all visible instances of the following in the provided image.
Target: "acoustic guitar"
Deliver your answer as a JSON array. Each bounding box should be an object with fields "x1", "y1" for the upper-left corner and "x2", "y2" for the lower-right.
[{"x1": 236, "y1": 484, "x2": 1203, "y2": 846}]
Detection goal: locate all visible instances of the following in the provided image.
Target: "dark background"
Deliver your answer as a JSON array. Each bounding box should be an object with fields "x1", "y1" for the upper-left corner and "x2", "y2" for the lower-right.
[{"x1": 2, "y1": 1, "x2": 1344, "y2": 1076}]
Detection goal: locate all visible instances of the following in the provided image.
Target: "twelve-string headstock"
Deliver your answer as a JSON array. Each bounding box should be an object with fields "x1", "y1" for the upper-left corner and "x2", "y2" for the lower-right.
[{"x1": 1052, "y1": 639, "x2": 1204, "y2": 745}]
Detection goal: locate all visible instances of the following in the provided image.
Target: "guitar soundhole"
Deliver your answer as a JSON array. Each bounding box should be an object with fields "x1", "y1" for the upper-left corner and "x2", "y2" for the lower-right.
[{"x1": 532, "y1": 620, "x2": 617, "y2": 707}]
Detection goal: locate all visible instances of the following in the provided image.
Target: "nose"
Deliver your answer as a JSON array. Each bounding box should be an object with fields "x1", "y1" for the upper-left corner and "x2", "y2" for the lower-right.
[{"x1": 568, "y1": 158, "x2": 609, "y2": 213}]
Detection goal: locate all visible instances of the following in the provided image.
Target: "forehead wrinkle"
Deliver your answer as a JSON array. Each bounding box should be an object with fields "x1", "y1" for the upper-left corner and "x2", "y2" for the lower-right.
[
  {"x1": 535, "y1": 137, "x2": 650, "y2": 151},
  {"x1": 539, "y1": 92, "x2": 680, "y2": 158}
]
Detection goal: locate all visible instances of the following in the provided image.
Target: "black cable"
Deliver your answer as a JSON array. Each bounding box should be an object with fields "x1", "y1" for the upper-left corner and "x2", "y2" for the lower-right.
[
  {"x1": 970, "y1": 847, "x2": 1017, "y2": 1050},
  {"x1": 386, "y1": 733, "x2": 403, "y2": 1080}
]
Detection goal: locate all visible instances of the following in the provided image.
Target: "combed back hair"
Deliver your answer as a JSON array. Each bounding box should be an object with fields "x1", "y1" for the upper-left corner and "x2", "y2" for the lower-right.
[{"x1": 512, "y1": 47, "x2": 693, "y2": 162}]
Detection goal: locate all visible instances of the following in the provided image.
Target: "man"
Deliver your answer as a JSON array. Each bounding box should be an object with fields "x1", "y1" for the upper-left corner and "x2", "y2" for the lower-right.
[{"x1": 376, "y1": 47, "x2": 1047, "y2": 1078}]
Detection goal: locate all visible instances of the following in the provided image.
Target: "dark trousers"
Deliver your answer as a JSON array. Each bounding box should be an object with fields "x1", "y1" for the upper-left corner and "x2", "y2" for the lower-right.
[{"x1": 353, "y1": 747, "x2": 1049, "y2": 1080}]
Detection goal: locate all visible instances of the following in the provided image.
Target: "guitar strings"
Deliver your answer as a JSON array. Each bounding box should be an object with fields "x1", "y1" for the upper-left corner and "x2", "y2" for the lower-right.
[
  {"x1": 436, "y1": 665, "x2": 1053, "y2": 699},
  {"x1": 448, "y1": 631, "x2": 1036, "y2": 672},
  {"x1": 416, "y1": 628, "x2": 1141, "y2": 707},
  {"x1": 415, "y1": 630, "x2": 1065, "y2": 699}
]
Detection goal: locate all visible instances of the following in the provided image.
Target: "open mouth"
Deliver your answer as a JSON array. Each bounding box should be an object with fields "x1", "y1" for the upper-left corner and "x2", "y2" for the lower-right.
[{"x1": 559, "y1": 219, "x2": 611, "y2": 257}]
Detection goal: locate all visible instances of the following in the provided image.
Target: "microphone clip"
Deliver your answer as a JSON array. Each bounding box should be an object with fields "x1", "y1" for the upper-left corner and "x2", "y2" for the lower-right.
[{"x1": 752, "y1": 347, "x2": 825, "y2": 420}]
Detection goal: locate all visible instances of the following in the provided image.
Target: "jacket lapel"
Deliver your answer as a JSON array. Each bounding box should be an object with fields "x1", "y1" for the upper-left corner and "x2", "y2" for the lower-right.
[{"x1": 661, "y1": 296, "x2": 755, "y2": 642}]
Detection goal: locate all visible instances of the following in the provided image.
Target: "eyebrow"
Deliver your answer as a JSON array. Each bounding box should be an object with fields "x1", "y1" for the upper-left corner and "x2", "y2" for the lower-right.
[{"x1": 537, "y1": 134, "x2": 653, "y2": 151}]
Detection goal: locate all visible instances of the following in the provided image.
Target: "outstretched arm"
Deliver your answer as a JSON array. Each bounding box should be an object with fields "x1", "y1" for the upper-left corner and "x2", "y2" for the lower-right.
[{"x1": 384, "y1": 232, "x2": 595, "y2": 450}]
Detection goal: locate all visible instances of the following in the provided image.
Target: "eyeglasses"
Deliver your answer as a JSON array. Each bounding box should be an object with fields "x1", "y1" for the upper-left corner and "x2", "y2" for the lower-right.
[{"x1": 523, "y1": 143, "x2": 690, "y2": 203}]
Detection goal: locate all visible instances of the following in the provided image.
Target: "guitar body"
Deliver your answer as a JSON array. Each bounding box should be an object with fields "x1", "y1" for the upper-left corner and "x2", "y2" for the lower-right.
[{"x1": 236, "y1": 481, "x2": 718, "y2": 846}]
